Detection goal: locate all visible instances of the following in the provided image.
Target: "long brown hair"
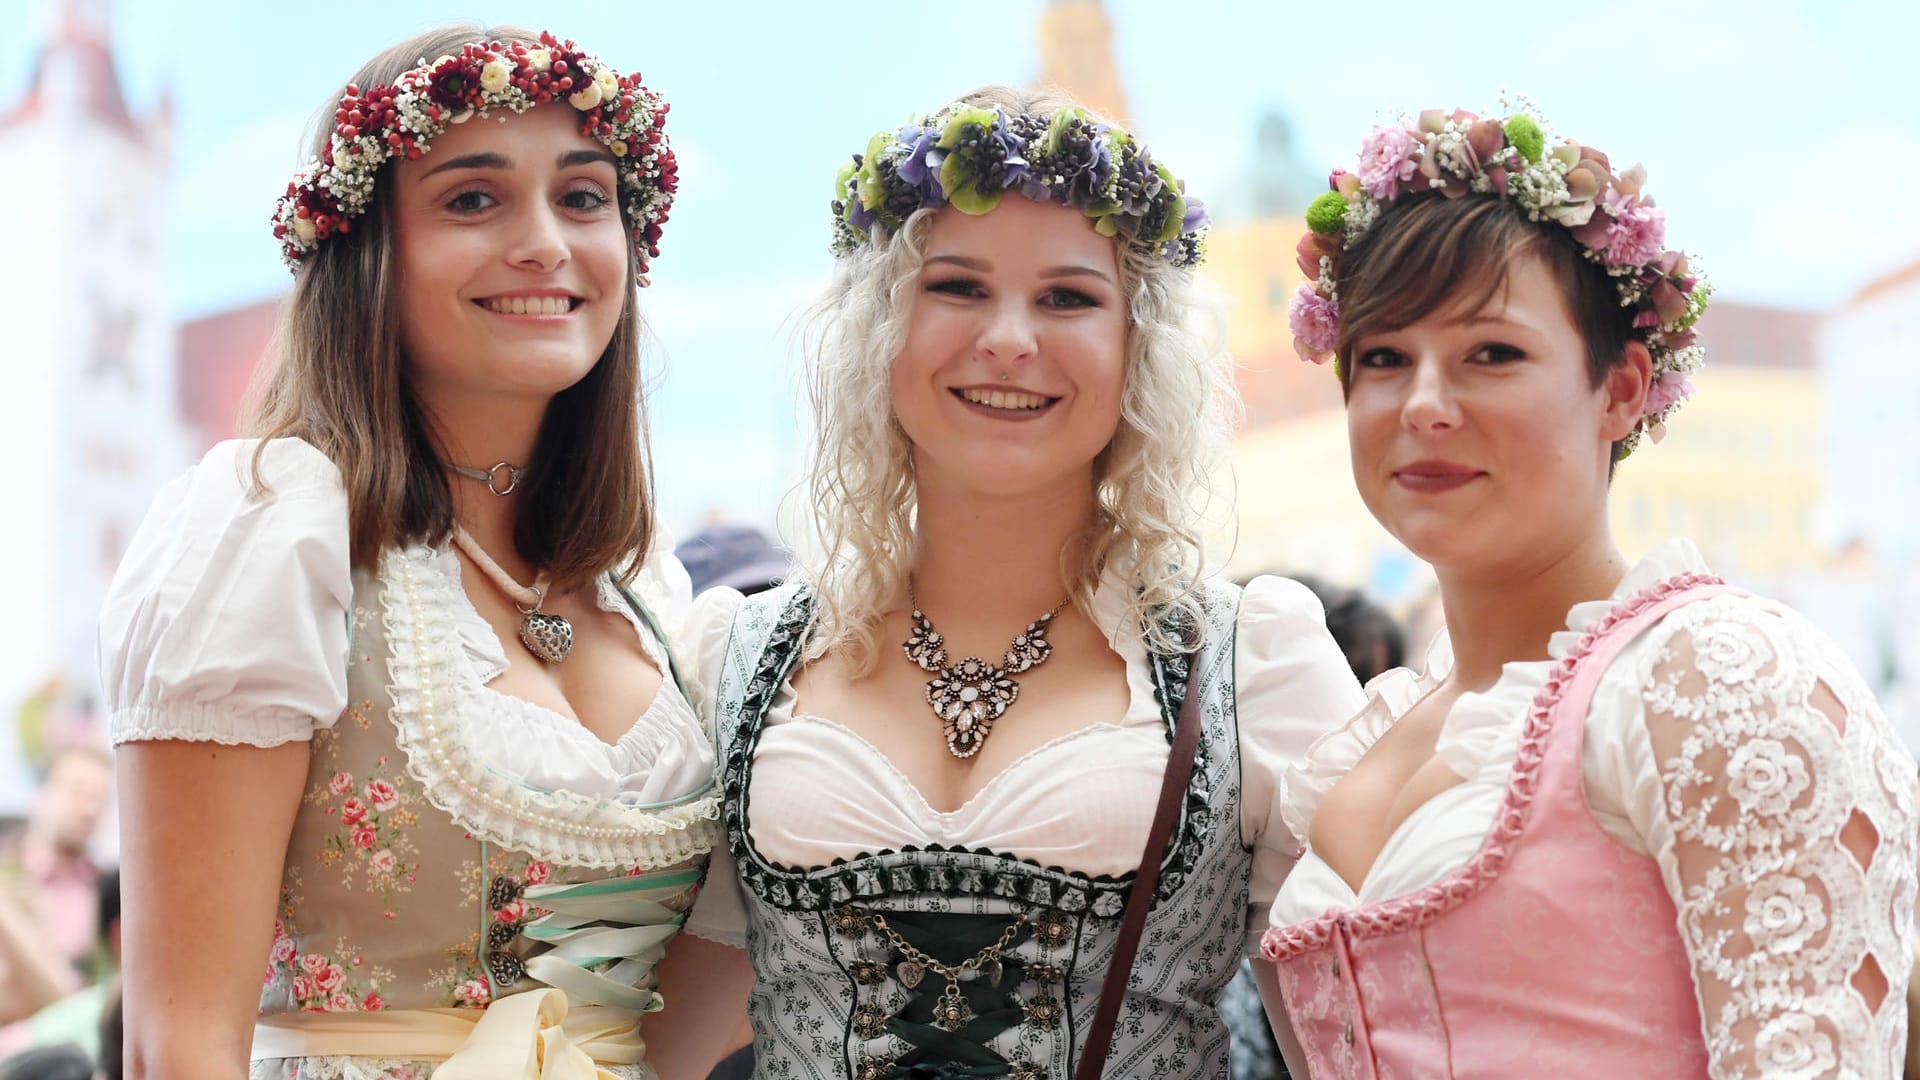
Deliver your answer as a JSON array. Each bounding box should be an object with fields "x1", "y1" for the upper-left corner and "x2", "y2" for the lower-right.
[{"x1": 248, "y1": 23, "x2": 654, "y2": 590}]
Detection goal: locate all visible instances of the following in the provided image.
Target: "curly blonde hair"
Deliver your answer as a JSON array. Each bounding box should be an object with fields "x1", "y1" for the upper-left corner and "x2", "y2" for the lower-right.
[{"x1": 800, "y1": 87, "x2": 1238, "y2": 672}]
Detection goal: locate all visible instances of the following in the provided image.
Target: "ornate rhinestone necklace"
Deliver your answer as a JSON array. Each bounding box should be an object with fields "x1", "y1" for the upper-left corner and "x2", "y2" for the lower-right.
[
  {"x1": 450, "y1": 524, "x2": 573, "y2": 664},
  {"x1": 903, "y1": 581, "x2": 1068, "y2": 759}
]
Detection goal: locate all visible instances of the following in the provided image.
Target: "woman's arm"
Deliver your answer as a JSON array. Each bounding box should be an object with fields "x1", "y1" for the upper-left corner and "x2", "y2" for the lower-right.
[
  {"x1": 638, "y1": 933, "x2": 757, "y2": 1079},
  {"x1": 1251, "y1": 959, "x2": 1310, "y2": 1078},
  {"x1": 117, "y1": 741, "x2": 309, "y2": 1080},
  {"x1": 1633, "y1": 601, "x2": 1917, "y2": 1077}
]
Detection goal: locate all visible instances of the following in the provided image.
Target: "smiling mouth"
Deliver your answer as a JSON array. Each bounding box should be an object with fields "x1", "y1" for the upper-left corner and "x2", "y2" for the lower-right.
[
  {"x1": 477, "y1": 296, "x2": 582, "y2": 316},
  {"x1": 953, "y1": 387, "x2": 1058, "y2": 412}
]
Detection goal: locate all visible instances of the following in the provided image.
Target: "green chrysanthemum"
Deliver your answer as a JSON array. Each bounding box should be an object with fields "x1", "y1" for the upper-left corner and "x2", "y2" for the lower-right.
[
  {"x1": 1305, "y1": 191, "x2": 1349, "y2": 235},
  {"x1": 1504, "y1": 115, "x2": 1546, "y2": 165}
]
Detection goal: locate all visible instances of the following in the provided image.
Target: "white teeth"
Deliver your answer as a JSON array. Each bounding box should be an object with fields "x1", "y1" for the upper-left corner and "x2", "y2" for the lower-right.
[
  {"x1": 487, "y1": 296, "x2": 571, "y2": 315},
  {"x1": 961, "y1": 388, "x2": 1048, "y2": 410}
]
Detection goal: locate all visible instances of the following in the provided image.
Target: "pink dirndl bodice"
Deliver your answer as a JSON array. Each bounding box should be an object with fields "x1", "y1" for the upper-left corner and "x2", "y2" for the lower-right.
[{"x1": 1261, "y1": 574, "x2": 1733, "y2": 1078}]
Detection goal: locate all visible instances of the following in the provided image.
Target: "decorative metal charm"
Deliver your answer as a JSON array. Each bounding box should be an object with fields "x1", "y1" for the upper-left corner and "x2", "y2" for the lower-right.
[
  {"x1": 519, "y1": 610, "x2": 574, "y2": 664},
  {"x1": 896, "y1": 958, "x2": 927, "y2": 990},
  {"x1": 932, "y1": 992, "x2": 973, "y2": 1030},
  {"x1": 1025, "y1": 962, "x2": 1064, "y2": 986},
  {"x1": 903, "y1": 585, "x2": 1067, "y2": 759},
  {"x1": 853, "y1": 1002, "x2": 891, "y2": 1040},
  {"x1": 830, "y1": 905, "x2": 870, "y2": 936},
  {"x1": 850, "y1": 960, "x2": 888, "y2": 986},
  {"x1": 856, "y1": 1056, "x2": 897, "y2": 1080},
  {"x1": 1032, "y1": 910, "x2": 1074, "y2": 950},
  {"x1": 1023, "y1": 994, "x2": 1064, "y2": 1032},
  {"x1": 1009, "y1": 1063, "x2": 1047, "y2": 1080}
]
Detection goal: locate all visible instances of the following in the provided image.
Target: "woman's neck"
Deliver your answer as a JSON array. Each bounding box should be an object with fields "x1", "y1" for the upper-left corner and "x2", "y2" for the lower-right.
[
  {"x1": 425, "y1": 391, "x2": 547, "y2": 580},
  {"x1": 908, "y1": 469, "x2": 1096, "y2": 623},
  {"x1": 1435, "y1": 529, "x2": 1629, "y2": 692}
]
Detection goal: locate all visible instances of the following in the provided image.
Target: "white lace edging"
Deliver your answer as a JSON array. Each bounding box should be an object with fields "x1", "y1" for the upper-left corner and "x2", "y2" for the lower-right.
[{"x1": 380, "y1": 546, "x2": 722, "y2": 870}]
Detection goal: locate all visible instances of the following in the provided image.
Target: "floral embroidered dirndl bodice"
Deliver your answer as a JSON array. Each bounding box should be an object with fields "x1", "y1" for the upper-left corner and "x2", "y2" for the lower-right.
[
  {"x1": 707, "y1": 581, "x2": 1251, "y2": 1080},
  {"x1": 253, "y1": 547, "x2": 723, "y2": 1080}
]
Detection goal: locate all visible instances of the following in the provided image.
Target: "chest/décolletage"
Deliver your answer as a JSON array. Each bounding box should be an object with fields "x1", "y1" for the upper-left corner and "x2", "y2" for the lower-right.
[
  {"x1": 458, "y1": 564, "x2": 666, "y2": 746},
  {"x1": 791, "y1": 607, "x2": 1132, "y2": 815},
  {"x1": 1308, "y1": 684, "x2": 1470, "y2": 895}
]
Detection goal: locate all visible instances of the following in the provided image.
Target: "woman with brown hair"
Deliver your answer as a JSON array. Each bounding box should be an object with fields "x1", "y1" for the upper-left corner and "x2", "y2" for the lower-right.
[
  {"x1": 97, "y1": 24, "x2": 729, "y2": 1080},
  {"x1": 674, "y1": 85, "x2": 1364, "y2": 1078},
  {"x1": 1260, "y1": 106, "x2": 1918, "y2": 1076}
]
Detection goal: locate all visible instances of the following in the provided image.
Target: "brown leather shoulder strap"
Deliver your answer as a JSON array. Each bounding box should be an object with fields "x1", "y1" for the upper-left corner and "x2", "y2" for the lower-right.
[{"x1": 1074, "y1": 646, "x2": 1205, "y2": 1079}]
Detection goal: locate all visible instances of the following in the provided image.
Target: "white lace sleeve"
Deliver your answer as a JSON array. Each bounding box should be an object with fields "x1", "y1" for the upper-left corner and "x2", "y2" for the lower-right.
[{"x1": 1638, "y1": 595, "x2": 1918, "y2": 1079}]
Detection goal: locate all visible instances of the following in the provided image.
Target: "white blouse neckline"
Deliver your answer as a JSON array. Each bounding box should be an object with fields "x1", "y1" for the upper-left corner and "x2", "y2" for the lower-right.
[{"x1": 1276, "y1": 537, "x2": 1710, "y2": 866}]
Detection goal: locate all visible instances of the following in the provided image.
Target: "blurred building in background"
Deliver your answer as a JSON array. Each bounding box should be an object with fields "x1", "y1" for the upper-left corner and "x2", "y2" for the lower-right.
[
  {"x1": 3, "y1": 0, "x2": 1918, "y2": 773},
  {"x1": 0, "y1": 0, "x2": 186, "y2": 807}
]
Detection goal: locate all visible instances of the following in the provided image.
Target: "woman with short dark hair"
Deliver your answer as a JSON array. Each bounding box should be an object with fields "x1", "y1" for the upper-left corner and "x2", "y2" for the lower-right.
[{"x1": 1260, "y1": 105, "x2": 1918, "y2": 1077}]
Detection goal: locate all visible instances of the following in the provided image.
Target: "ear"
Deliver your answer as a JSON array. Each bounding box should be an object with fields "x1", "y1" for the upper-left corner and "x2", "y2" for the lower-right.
[{"x1": 1598, "y1": 341, "x2": 1653, "y2": 443}]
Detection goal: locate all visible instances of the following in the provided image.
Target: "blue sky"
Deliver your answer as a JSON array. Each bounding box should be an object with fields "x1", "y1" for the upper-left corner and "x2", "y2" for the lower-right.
[{"x1": 10, "y1": 0, "x2": 1920, "y2": 530}]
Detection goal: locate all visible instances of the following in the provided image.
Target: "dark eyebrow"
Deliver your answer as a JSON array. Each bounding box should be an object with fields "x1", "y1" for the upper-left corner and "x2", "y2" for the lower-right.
[
  {"x1": 420, "y1": 152, "x2": 508, "y2": 180},
  {"x1": 559, "y1": 148, "x2": 617, "y2": 170},
  {"x1": 419, "y1": 148, "x2": 617, "y2": 181}
]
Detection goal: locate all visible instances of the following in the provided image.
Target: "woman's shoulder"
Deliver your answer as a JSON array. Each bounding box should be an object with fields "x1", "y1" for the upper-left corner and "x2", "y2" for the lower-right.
[
  {"x1": 1234, "y1": 572, "x2": 1323, "y2": 625},
  {"x1": 152, "y1": 437, "x2": 347, "y2": 533},
  {"x1": 1595, "y1": 539, "x2": 1846, "y2": 685}
]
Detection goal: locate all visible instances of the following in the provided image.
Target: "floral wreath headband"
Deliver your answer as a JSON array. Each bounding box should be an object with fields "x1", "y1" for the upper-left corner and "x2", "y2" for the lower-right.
[
  {"x1": 1288, "y1": 105, "x2": 1709, "y2": 454},
  {"x1": 830, "y1": 104, "x2": 1210, "y2": 268},
  {"x1": 271, "y1": 32, "x2": 677, "y2": 277}
]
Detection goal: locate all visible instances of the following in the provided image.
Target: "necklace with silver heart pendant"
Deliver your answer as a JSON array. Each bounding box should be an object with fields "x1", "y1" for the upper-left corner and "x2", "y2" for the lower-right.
[
  {"x1": 452, "y1": 524, "x2": 573, "y2": 664},
  {"x1": 903, "y1": 580, "x2": 1067, "y2": 758}
]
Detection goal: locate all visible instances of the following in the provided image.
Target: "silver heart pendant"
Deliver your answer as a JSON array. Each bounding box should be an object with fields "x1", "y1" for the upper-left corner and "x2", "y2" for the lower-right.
[{"x1": 519, "y1": 611, "x2": 574, "y2": 664}]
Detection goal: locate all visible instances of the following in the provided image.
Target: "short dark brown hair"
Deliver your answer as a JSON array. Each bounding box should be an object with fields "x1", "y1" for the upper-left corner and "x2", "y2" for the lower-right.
[
  {"x1": 1334, "y1": 193, "x2": 1634, "y2": 393},
  {"x1": 247, "y1": 23, "x2": 655, "y2": 591}
]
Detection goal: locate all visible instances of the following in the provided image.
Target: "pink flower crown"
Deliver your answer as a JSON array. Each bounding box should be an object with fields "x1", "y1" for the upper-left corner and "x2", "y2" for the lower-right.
[
  {"x1": 270, "y1": 32, "x2": 677, "y2": 277},
  {"x1": 1289, "y1": 106, "x2": 1709, "y2": 454}
]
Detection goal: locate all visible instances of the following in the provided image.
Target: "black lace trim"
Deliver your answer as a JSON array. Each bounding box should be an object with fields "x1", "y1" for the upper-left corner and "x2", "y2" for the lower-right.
[{"x1": 719, "y1": 585, "x2": 1220, "y2": 919}]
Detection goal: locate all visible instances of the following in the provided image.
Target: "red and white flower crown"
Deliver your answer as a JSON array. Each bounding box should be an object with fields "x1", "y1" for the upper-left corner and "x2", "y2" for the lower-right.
[{"x1": 271, "y1": 32, "x2": 677, "y2": 276}]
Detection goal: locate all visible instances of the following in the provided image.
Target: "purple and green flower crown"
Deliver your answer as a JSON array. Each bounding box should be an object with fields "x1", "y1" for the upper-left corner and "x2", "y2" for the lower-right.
[
  {"x1": 1289, "y1": 105, "x2": 1709, "y2": 454},
  {"x1": 830, "y1": 104, "x2": 1210, "y2": 268}
]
